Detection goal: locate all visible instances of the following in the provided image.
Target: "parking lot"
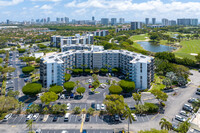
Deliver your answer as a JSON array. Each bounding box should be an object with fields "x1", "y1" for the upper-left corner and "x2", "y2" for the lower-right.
[
  {"x1": 30, "y1": 129, "x2": 114, "y2": 133},
  {"x1": 4, "y1": 112, "x2": 154, "y2": 125}
]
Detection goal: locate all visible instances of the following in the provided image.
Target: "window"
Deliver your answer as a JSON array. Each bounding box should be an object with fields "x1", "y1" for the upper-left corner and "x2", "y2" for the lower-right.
[{"x1": 140, "y1": 63, "x2": 142, "y2": 73}]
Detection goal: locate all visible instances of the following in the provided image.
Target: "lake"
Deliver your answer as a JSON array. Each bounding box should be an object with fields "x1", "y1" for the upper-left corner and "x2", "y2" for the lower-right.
[{"x1": 137, "y1": 41, "x2": 177, "y2": 52}]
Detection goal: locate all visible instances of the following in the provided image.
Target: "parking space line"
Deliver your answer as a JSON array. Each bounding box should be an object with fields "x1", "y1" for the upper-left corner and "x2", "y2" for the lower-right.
[
  {"x1": 96, "y1": 116, "x2": 98, "y2": 122},
  {"x1": 11, "y1": 116, "x2": 18, "y2": 123},
  {"x1": 146, "y1": 115, "x2": 150, "y2": 121},
  {"x1": 75, "y1": 115, "x2": 77, "y2": 122},
  {"x1": 141, "y1": 116, "x2": 144, "y2": 122},
  {"x1": 17, "y1": 116, "x2": 24, "y2": 124}
]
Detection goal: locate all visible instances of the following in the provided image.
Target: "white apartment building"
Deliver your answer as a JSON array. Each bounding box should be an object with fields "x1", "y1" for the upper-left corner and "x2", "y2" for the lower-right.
[
  {"x1": 40, "y1": 46, "x2": 154, "y2": 90},
  {"x1": 51, "y1": 34, "x2": 94, "y2": 47}
]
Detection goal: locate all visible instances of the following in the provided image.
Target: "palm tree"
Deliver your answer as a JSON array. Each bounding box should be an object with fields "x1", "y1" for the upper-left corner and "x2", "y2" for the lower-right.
[
  {"x1": 124, "y1": 105, "x2": 135, "y2": 133},
  {"x1": 159, "y1": 118, "x2": 172, "y2": 130},
  {"x1": 18, "y1": 101, "x2": 24, "y2": 114},
  {"x1": 43, "y1": 107, "x2": 49, "y2": 114},
  {"x1": 132, "y1": 93, "x2": 142, "y2": 105},
  {"x1": 26, "y1": 119, "x2": 34, "y2": 132},
  {"x1": 29, "y1": 104, "x2": 40, "y2": 113}
]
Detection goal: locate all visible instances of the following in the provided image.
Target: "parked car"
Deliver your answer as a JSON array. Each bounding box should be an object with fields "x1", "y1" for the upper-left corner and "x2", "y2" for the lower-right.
[
  {"x1": 183, "y1": 104, "x2": 193, "y2": 112},
  {"x1": 67, "y1": 103, "x2": 71, "y2": 110},
  {"x1": 70, "y1": 93, "x2": 74, "y2": 98},
  {"x1": 35, "y1": 129, "x2": 42, "y2": 133},
  {"x1": 60, "y1": 94, "x2": 65, "y2": 99},
  {"x1": 131, "y1": 113, "x2": 137, "y2": 121},
  {"x1": 91, "y1": 103, "x2": 95, "y2": 109},
  {"x1": 3, "y1": 114, "x2": 12, "y2": 122},
  {"x1": 101, "y1": 104, "x2": 105, "y2": 110},
  {"x1": 32, "y1": 113, "x2": 39, "y2": 121},
  {"x1": 175, "y1": 115, "x2": 186, "y2": 122},
  {"x1": 197, "y1": 88, "x2": 200, "y2": 92},
  {"x1": 88, "y1": 79, "x2": 92, "y2": 83},
  {"x1": 179, "y1": 110, "x2": 189, "y2": 117},
  {"x1": 64, "y1": 113, "x2": 70, "y2": 122},
  {"x1": 26, "y1": 114, "x2": 33, "y2": 121},
  {"x1": 120, "y1": 114, "x2": 125, "y2": 120},
  {"x1": 82, "y1": 130, "x2": 87, "y2": 133},
  {"x1": 85, "y1": 113, "x2": 90, "y2": 122},
  {"x1": 188, "y1": 98, "x2": 198, "y2": 103},
  {"x1": 96, "y1": 104, "x2": 100, "y2": 110},
  {"x1": 196, "y1": 91, "x2": 200, "y2": 95},
  {"x1": 88, "y1": 84, "x2": 93, "y2": 88},
  {"x1": 115, "y1": 114, "x2": 119, "y2": 121},
  {"x1": 52, "y1": 116, "x2": 58, "y2": 122}
]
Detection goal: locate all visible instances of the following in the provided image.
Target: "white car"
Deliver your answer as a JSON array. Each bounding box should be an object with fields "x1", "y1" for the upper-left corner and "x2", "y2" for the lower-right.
[
  {"x1": 131, "y1": 113, "x2": 137, "y2": 121},
  {"x1": 175, "y1": 115, "x2": 186, "y2": 122},
  {"x1": 60, "y1": 94, "x2": 65, "y2": 99},
  {"x1": 88, "y1": 79, "x2": 92, "y2": 83},
  {"x1": 26, "y1": 114, "x2": 33, "y2": 121},
  {"x1": 96, "y1": 104, "x2": 100, "y2": 110},
  {"x1": 67, "y1": 103, "x2": 71, "y2": 110},
  {"x1": 3, "y1": 114, "x2": 12, "y2": 122},
  {"x1": 101, "y1": 104, "x2": 105, "y2": 110},
  {"x1": 32, "y1": 113, "x2": 39, "y2": 121},
  {"x1": 179, "y1": 110, "x2": 189, "y2": 117}
]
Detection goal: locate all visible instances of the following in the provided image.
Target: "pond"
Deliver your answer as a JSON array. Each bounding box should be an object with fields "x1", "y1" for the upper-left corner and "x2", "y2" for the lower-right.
[{"x1": 137, "y1": 41, "x2": 177, "y2": 52}]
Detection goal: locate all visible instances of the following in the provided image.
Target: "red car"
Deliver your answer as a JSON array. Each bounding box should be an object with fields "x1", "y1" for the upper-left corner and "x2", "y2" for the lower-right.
[{"x1": 89, "y1": 84, "x2": 93, "y2": 88}]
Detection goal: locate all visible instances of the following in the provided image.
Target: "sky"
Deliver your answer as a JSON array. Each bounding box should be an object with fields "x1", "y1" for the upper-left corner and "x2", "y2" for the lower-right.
[{"x1": 0, "y1": 0, "x2": 200, "y2": 22}]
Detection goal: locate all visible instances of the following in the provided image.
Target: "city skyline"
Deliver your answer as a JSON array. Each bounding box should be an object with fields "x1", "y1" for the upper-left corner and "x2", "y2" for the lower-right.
[{"x1": 1, "y1": 0, "x2": 200, "y2": 21}]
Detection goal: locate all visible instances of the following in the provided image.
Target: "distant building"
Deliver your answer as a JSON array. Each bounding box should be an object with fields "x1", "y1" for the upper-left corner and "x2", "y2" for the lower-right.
[
  {"x1": 47, "y1": 17, "x2": 50, "y2": 23},
  {"x1": 116, "y1": 27, "x2": 130, "y2": 33},
  {"x1": 162, "y1": 18, "x2": 169, "y2": 26},
  {"x1": 152, "y1": 18, "x2": 156, "y2": 25},
  {"x1": 64, "y1": 17, "x2": 69, "y2": 24},
  {"x1": 177, "y1": 18, "x2": 198, "y2": 26},
  {"x1": 131, "y1": 22, "x2": 143, "y2": 30},
  {"x1": 56, "y1": 18, "x2": 60, "y2": 22},
  {"x1": 6, "y1": 19, "x2": 10, "y2": 25},
  {"x1": 92, "y1": 16, "x2": 95, "y2": 21},
  {"x1": 61, "y1": 18, "x2": 64, "y2": 23},
  {"x1": 147, "y1": 25, "x2": 166, "y2": 28},
  {"x1": 72, "y1": 19, "x2": 76, "y2": 24},
  {"x1": 119, "y1": 18, "x2": 125, "y2": 24},
  {"x1": 169, "y1": 20, "x2": 176, "y2": 26},
  {"x1": 145, "y1": 18, "x2": 149, "y2": 25},
  {"x1": 91, "y1": 30, "x2": 109, "y2": 36},
  {"x1": 101, "y1": 18, "x2": 109, "y2": 25},
  {"x1": 111, "y1": 18, "x2": 117, "y2": 25}
]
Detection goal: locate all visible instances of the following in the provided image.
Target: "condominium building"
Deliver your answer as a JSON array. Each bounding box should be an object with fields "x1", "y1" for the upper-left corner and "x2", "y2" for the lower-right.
[
  {"x1": 131, "y1": 22, "x2": 143, "y2": 30},
  {"x1": 90, "y1": 30, "x2": 109, "y2": 37},
  {"x1": 111, "y1": 18, "x2": 117, "y2": 25},
  {"x1": 116, "y1": 27, "x2": 130, "y2": 33},
  {"x1": 145, "y1": 18, "x2": 149, "y2": 25},
  {"x1": 51, "y1": 34, "x2": 94, "y2": 48},
  {"x1": 40, "y1": 47, "x2": 154, "y2": 90},
  {"x1": 101, "y1": 18, "x2": 109, "y2": 25},
  {"x1": 177, "y1": 18, "x2": 198, "y2": 26},
  {"x1": 152, "y1": 18, "x2": 156, "y2": 25},
  {"x1": 162, "y1": 18, "x2": 169, "y2": 26},
  {"x1": 169, "y1": 20, "x2": 176, "y2": 26},
  {"x1": 119, "y1": 18, "x2": 125, "y2": 24}
]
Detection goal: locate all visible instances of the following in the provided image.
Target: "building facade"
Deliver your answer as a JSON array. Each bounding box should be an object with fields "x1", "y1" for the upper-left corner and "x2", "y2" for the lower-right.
[
  {"x1": 119, "y1": 18, "x2": 125, "y2": 24},
  {"x1": 101, "y1": 18, "x2": 109, "y2": 25},
  {"x1": 152, "y1": 18, "x2": 156, "y2": 25},
  {"x1": 145, "y1": 18, "x2": 149, "y2": 25},
  {"x1": 162, "y1": 18, "x2": 169, "y2": 26},
  {"x1": 177, "y1": 18, "x2": 198, "y2": 26},
  {"x1": 40, "y1": 47, "x2": 154, "y2": 90},
  {"x1": 131, "y1": 22, "x2": 143, "y2": 30},
  {"x1": 111, "y1": 18, "x2": 117, "y2": 25}
]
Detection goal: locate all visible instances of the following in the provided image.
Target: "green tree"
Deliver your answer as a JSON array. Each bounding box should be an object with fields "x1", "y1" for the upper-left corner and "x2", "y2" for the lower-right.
[
  {"x1": 29, "y1": 104, "x2": 40, "y2": 113},
  {"x1": 87, "y1": 107, "x2": 95, "y2": 115},
  {"x1": 151, "y1": 89, "x2": 168, "y2": 105},
  {"x1": 73, "y1": 106, "x2": 81, "y2": 114},
  {"x1": 63, "y1": 81, "x2": 75, "y2": 93},
  {"x1": 18, "y1": 48, "x2": 26, "y2": 53},
  {"x1": 7, "y1": 90, "x2": 20, "y2": 98},
  {"x1": 22, "y1": 83, "x2": 42, "y2": 96},
  {"x1": 100, "y1": 68, "x2": 108, "y2": 75},
  {"x1": 2, "y1": 67, "x2": 16, "y2": 74},
  {"x1": 26, "y1": 119, "x2": 34, "y2": 132},
  {"x1": 159, "y1": 118, "x2": 172, "y2": 131},
  {"x1": 195, "y1": 53, "x2": 200, "y2": 64},
  {"x1": 112, "y1": 68, "x2": 119, "y2": 75},
  {"x1": 135, "y1": 104, "x2": 148, "y2": 115},
  {"x1": 118, "y1": 80, "x2": 135, "y2": 93},
  {"x1": 0, "y1": 96, "x2": 19, "y2": 115},
  {"x1": 149, "y1": 33, "x2": 160, "y2": 41},
  {"x1": 22, "y1": 66, "x2": 35, "y2": 75},
  {"x1": 92, "y1": 80, "x2": 100, "y2": 90},
  {"x1": 40, "y1": 92, "x2": 58, "y2": 105},
  {"x1": 124, "y1": 106, "x2": 135, "y2": 133},
  {"x1": 104, "y1": 95, "x2": 126, "y2": 115},
  {"x1": 108, "y1": 85, "x2": 122, "y2": 94},
  {"x1": 178, "y1": 119, "x2": 190, "y2": 133},
  {"x1": 162, "y1": 78, "x2": 172, "y2": 88},
  {"x1": 132, "y1": 93, "x2": 142, "y2": 105},
  {"x1": 64, "y1": 73, "x2": 71, "y2": 82},
  {"x1": 76, "y1": 87, "x2": 86, "y2": 96},
  {"x1": 0, "y1": 58, "x2": 3, "y2": 63},
  {"x1": 49, "y1": 85, "x2": 63, "y2": 94}
]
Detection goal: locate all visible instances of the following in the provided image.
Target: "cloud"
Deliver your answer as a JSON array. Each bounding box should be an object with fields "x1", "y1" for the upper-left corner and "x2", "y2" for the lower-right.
[
  {"x1": 31, "y1": 0, "x2": 61, "y2": 2},
  {"x1": 64, "y1": 0, "x2": 200, "y2": 13},
  {"x1": 0, "y1": 0, "x2": 24, "y2": 6},
  {"x1": 40, "y1": 4, "x2": 52, "y2": 10}
]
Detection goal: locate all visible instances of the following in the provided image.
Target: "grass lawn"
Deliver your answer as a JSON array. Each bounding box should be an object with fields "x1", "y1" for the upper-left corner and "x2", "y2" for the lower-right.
[
  {"x1": 150, "y1": 74, "x2": 166, "y2": 91},
  {"x1": 129, "y1": 34, "x2": 148, "y2": 42},
  {"x1": 174, "y1": 39, "x2": 200, "y2": 60}
]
